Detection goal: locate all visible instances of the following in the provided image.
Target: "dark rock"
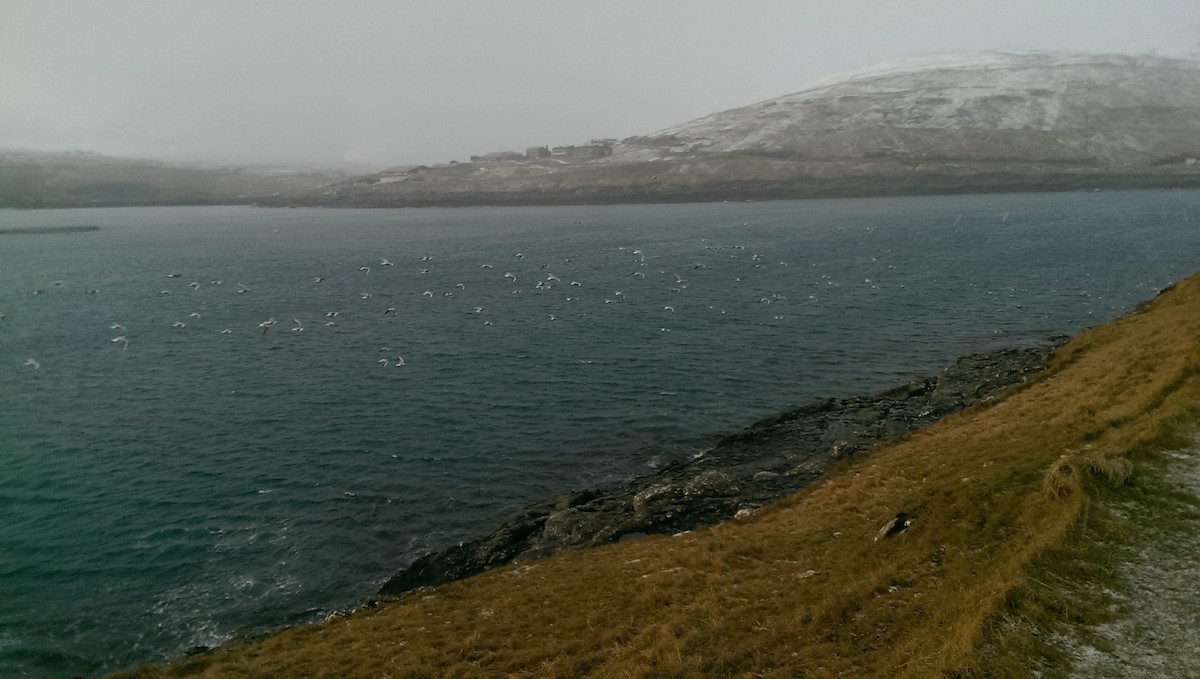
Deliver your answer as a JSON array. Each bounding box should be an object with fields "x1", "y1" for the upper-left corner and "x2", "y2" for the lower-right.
[
  {"x1": 875, "y1": 512, "x2": 914, "y2": 542},
  {"x1": 378, "y1": 341, "x2": 1064, "y2": 597}
]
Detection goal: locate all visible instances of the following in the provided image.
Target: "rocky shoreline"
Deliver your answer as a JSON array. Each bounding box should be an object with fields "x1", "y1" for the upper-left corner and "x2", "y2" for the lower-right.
[{"x1": 377, "y1": 339, "x2": 1065, "y2": 597}]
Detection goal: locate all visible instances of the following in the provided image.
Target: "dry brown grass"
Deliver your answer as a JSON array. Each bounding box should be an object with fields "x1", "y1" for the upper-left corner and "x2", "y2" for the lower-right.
[
  {"x1": 1043, "y1": 457, "x2": 1081, "y2": 499},
  {"x1": 112, "y1": 271, "x2": 1200, "y2": 678}
]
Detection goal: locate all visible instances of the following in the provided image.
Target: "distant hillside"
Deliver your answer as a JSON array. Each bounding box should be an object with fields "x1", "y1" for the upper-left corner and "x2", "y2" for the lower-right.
[
  {"x1": 0, "y1": 151, "x2": 348, "y2": 208},
  {"x1": 295, "y1": 51, "x2": 1200, "y2": 207}
]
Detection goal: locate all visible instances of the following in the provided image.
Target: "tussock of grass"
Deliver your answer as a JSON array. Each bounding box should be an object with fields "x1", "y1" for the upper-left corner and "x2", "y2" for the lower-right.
[
  {"x1": 1084, "y1": 455, "x2": 1135, "y2": 487},
  {"x1": 113, "y1": 272, "x2": 1200, "y2": 678},
  {"x1": 1043, "y1": 457, "x2": 1081, "y2": 499}
]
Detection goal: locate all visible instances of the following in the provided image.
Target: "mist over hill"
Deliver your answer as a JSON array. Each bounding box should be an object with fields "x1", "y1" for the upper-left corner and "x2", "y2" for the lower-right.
[
  {"x1": 8, "y1": 52, "x2": 1200, "y2": 209},
  {"x1": 0, "y1": 151, "x2": 349, "y2": 208}
]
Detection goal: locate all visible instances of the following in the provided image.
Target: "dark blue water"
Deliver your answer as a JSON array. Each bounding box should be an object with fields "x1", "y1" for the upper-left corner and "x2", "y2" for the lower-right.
[{"x1": 1, "y1": 191, "x2": 1197, "y2": 677}]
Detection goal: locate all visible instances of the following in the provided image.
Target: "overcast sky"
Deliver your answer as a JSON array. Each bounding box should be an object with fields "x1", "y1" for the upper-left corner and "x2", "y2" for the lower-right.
[{"x1": 3, "y1": 0, "x2": 1199, "y2": 169}]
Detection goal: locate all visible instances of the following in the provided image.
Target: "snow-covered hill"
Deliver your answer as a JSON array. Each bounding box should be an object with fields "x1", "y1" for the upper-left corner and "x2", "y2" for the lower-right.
[
  {"x1": 630, "y1": 52, "x2": 1200, "y2": 166},
  {"x1": 284, "y1": 51, "x2": 1200, "y2": 207}
]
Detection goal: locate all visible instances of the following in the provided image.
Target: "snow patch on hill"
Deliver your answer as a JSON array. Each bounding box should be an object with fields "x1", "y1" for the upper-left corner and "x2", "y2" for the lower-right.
[{"x1": 635, "y1": 52, "x2": 1200, "y2": 165}]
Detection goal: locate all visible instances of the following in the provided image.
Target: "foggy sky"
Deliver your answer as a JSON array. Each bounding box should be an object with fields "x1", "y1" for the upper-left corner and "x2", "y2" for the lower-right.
[{"x1": 3, "y1": 0, "x2": 1199, "y2": 170}]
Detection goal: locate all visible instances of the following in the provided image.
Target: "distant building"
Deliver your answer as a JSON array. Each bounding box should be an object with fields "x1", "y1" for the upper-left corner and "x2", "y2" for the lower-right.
[
  {"x1": 550, "y1": 143, "x2": 613, "y2": 160},
  {"x1": 526, "y1": 146, "x2": 551, "y2": 160},
  {"x1": 470, "y1": 151, "x2": 525, "y2": 162}
]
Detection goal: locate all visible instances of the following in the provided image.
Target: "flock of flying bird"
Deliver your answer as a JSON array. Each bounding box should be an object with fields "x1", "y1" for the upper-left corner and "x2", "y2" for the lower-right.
[{"x1": 14, "y1": 237, "x2": 822, "y2": 371}]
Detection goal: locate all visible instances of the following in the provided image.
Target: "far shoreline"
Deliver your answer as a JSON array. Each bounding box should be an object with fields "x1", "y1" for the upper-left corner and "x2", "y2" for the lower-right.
[
  {"x1": 263, "y1": 171, "x2": 1200, "y2": 210},
  {"x1": 0, "y1": 224, "x2": 100, "y2": 234},
  {"x1": 4, "y1": 173, "x2": 1200, "y2": 211}
]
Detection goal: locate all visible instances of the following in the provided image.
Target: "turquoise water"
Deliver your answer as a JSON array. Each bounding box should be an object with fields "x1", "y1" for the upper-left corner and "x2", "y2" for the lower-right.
[{"x1": 1, "y1": 192, "x2": 1197, "y2": 677}]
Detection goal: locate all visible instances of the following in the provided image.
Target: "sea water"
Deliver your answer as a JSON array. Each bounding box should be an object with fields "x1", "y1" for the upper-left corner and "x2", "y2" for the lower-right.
[{"x1": 1, "y1": 191, "x2": 1198, "y2": 677}]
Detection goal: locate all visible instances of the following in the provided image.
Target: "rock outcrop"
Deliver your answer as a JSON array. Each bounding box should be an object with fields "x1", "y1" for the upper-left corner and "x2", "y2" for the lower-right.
[{"x1": 379, "y1": 340, "x2": 1064, "y2": 596}]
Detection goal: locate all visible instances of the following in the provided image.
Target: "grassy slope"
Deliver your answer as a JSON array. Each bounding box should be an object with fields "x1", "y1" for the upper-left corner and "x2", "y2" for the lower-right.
[{"x1": 116, "y1": 271, "x2": 1200, "y2": 678}]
